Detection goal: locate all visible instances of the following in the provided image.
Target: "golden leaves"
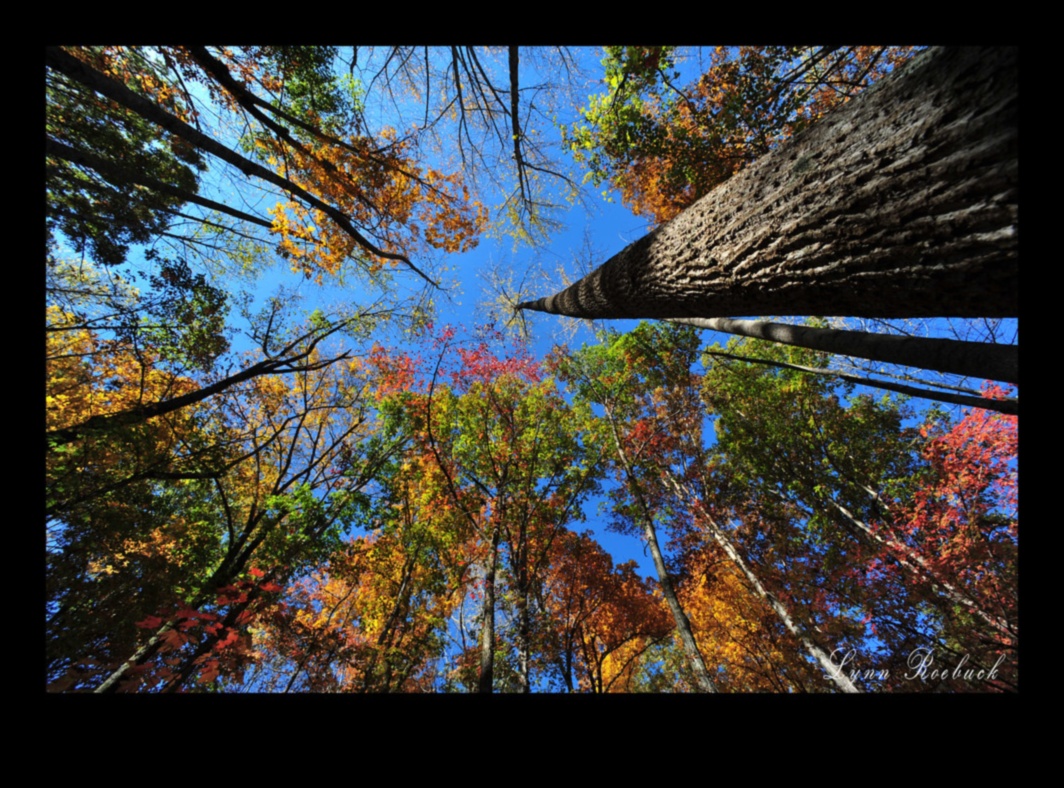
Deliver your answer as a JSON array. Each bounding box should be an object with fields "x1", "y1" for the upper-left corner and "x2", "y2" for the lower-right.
[
  {"x1": 46, "y1": 306, "x2": 197, "y2": 435},
  {"x1": 263, "y1": 130, "x2": 486, "y2": 281},
  {"x1": 679, "y1": 553, "x2": 794, "y2": 692}
]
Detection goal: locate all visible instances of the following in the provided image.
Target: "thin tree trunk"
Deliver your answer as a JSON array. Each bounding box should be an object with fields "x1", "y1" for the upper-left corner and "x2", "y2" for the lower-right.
[
  {"x1": 668, "y1": 317, "x2": 1017, "y2": 384},
  {"x1": 93, "y1": 618, "x2": 181, "y2": 694},
  {"x1": 664, "y1": 473, "x2": 860, "y2": 692},
  {"x1": 513, "y1": 574, "x2": 532, "y2": 694},
  {"x1": 361, "y1": 554, "x2": 417, "y2": 692},
  {"x1": 703, "y1": 349, "x2": 1018, "y2": 415},
  {"x1": 824, "y1": 497, "x2": 1015, "y2": 640},
  {"x1": 519, "y1": 47, "x2": 1017, "y2": 320},
  {"x1": 47, "y1": 139, "x2": 274, "y2": 231},
  {"x1": 760, "y1": 447, "x2": 1016, "y2": 643},
  {"x1": 602, "y1": 405, "x2": 718, "y2": 693},
  {"x1": 784, "y1": 439, "x2": 1017, "y2": 641},
  {"x1": 477, "y1": 526, "x2": 500, "y2": 694},
  {"x1": 93, "y1": 539, "x2": 272, "y2": 693}
]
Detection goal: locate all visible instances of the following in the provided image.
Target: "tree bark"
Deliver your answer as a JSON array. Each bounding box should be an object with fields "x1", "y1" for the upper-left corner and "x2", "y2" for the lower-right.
[
  {"x1": 603, "y1": 405, "x2": 718, "y2": 693},
  {"x1": 667, "y1": 317, "x2": 1018, "y2": 384},
  {"x1": 477, "y1": 526, "x2": 500, "y2": 694},
  {"x1": 518, "y1": 47, "x2": 1017, "y2": 320}
]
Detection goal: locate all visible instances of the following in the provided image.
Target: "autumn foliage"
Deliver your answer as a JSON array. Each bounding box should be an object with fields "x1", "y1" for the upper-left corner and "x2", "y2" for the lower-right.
[
  {"x1": 46, "y1": 46, "x2": 1016, "y2": 692},
  {"x1": 568, "y1": 46, "x2": 917, "y2": 224},
  {"x1": 46, "y1": 318, "x2": 1018, "y2": 692},
  {"x1": 264, "y1": 129, "x2": 485, "y2": 280}
]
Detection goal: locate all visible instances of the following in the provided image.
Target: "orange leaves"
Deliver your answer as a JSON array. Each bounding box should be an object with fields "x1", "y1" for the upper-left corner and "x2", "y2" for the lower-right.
[
  {"x1": 678, "y1": 549, "x2": 796, "y2": 691},
  {"x1": 263, "y1": 129, "x2": 486, "y2": 281},
  {"x1": 249, "y1": 531, "x2": 452, "y2": 692},
  {"x1": 57, "y1": 46, "x2": 485, "y2": 287},
  {"x1": 537, "y1": 530, "x2": 669, "y2": 692},
  {"x1": 46, "y1": 307, "x2": 198, "y2": 436},
  {"x1": 575, "y1": 46, "x2": 917, "y2": 226},
  {"x1": 45, "y1": 305, "x2": 206, "y2": 528}
]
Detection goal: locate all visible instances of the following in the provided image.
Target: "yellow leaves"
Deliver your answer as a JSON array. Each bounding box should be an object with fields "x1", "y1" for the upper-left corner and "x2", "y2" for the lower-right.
[
  {"x1": 599, "y1": 638, "x2": 655, "y2": 693},
  {"x1": 260, "y1": 529, "x2": 453, "y2": 692},
  {"x1": 679, "y1": 552, "x2": 793, "y2": 691},
  {"x1": 46, "y1": 306, "x2": 197, "y2": 435},
  {"x1": 88, "y1": 523, "x2": 185, "y2": 578}
]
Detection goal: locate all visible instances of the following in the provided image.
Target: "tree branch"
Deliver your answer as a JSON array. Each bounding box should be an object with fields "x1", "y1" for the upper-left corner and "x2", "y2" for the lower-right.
[{"x1": 47, "y1": 46, "x2": 439, "y2": 287}]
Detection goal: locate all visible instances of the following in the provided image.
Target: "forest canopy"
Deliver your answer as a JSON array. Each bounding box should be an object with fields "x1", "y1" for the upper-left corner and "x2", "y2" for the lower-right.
[{"x1": 46, "y1": 46, "x2": 1017, "y2": 693}]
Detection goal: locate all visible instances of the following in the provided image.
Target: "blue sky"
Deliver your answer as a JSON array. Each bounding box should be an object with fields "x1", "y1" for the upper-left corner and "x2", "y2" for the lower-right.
[{"x1": 68, "y1": 46, "x2": 1017, "y2": 581}]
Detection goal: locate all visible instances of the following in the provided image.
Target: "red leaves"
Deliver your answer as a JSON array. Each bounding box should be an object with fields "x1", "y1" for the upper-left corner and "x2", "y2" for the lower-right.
[
  {"x1": 909, "y1": 388, "x2": 1017, "y2": 552},
  {"x1": 123, "y1": 565, "x2": 288, "y2": 690},
  {"x1": 215, "y1": 628, "x2": 241, "y2": 649},
  {"x1": 892, "y1": 387, "x2": 1018, "y2": 649},
  {"x1": 197, "y1": 659, "x2": 222, "y2": 685},
  {"x1": 367, "y1": 343, "x2": 420, "y2": 400},
  {"x1": 451, "y1": 343, "x2": 542, "y2": 389},
  {"x1": 215, "y1": 586, "x2": 250, "y2": 606},
  {"x1": 160, "y1": 628, "x2": 188, "y2": 650}
]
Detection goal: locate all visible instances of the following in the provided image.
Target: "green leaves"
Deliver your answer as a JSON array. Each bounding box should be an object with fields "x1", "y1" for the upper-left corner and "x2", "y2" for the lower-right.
[
  {"x1": 47, "y1": 47, "x2": 205, "y2": 266},
  {"x1": 140, "y1": 257, "x2": 230, "y2": 371},
  {"x1": 570, "y1": 46, "x2": 918, "y2": 224}
]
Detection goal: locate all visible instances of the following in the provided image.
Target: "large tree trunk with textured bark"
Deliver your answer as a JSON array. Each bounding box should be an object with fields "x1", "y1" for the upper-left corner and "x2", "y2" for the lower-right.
[{"x1": 518, "y1": 47, "x2": 1017, "y2": 321}]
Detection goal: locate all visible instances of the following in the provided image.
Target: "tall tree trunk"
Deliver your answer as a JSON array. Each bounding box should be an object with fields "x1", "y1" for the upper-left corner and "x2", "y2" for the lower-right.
[
  {"x1": 477, "y1": 526, "x2": 501, "y2": 694},
  {"x1": 603, "y1": 406, "x2": 718, "y2": 693},
  {"x1": 518, "y1": 47, "x2": 1016, "y2": 320},
  {"x1": 668, "y1": 317, "x2": 1018, "y2": 384},
  {"x1": 512, "y1": 561, "x2": 533, "y2": 694}
]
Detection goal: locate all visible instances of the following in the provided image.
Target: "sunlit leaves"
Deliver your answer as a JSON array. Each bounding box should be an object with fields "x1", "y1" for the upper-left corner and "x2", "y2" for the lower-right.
[
  {"x1": 262, "y1": 130, "x2": 486, "y2": 281},
  {"x1": 569, "y1": 46, "x2": 917, "y2": 224}
]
